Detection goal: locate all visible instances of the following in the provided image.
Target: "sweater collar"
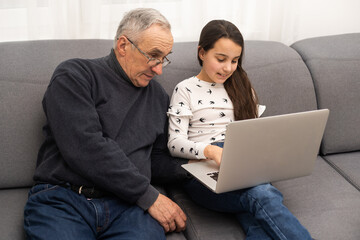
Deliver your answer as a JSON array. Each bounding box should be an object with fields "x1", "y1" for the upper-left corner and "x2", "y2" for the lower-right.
[{"x1": 106, "y1": 48, "x2": 132, "y2": 84}]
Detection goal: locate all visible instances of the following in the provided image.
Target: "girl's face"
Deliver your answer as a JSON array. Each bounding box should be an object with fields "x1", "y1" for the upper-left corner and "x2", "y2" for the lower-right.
[{"x1": 197, "y1": 38, "x2": 242, "y2": 84}]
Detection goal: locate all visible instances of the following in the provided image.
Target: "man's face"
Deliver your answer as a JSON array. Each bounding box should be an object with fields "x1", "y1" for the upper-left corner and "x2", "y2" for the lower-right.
[{"x1": 120, "y1": 24, "x2": 173, "y2": 87}]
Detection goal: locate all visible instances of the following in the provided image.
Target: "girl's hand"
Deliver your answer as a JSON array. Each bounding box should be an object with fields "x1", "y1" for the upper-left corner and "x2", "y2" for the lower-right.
[{"x1": 204, "y1": 145, "x2": 223, "y2": 166}]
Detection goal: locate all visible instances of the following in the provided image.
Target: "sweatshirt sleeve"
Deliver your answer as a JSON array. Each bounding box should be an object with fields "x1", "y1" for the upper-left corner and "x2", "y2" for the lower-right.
[
  {"x1": 43, "y1": 61, "x2": 158, "y2": 210},
  {"x1": 167, "y1": 83, "x2": 208, "y2": 159}
]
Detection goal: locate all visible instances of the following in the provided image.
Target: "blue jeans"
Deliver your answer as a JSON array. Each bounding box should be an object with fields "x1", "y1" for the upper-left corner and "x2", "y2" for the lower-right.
[
  {"x1": 24, "y1": 184, "x2": 165, "y2": 240},
  {"x1": 183, "y1": 142, "x2": 312, "y2": 240}
]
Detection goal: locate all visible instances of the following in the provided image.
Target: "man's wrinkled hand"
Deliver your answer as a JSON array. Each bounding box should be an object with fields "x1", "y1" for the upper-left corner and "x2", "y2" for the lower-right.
[{"x1": 148, "y1": 193, "x2": 187, "y2": 233}]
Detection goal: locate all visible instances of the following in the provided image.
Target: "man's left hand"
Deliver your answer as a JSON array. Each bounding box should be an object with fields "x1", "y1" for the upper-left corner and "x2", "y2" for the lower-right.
[{"x1": 148, "y1": 193, "x2": 187, "y2": 233}]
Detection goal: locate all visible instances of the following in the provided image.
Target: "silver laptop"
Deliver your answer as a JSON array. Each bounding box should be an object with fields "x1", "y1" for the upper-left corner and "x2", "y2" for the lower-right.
[{"x1": 182, "y1": 109, "x2": 329, "y2": 193}]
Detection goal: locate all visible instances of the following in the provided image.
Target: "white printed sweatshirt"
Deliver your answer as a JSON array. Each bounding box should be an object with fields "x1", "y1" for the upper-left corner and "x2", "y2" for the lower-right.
[{"x1": 167, "y1": 76, "x2": 265, "y2": 160}]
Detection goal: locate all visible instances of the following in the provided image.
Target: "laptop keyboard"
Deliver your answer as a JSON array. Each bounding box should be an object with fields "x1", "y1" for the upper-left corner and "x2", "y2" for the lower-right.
[{"x1": 207, "y1": 171, "x2": 219, "y2": 181}]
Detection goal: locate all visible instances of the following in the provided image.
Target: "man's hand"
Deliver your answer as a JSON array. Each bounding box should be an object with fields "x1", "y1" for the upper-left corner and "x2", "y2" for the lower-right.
[{"x1": 148, "y1": 193, "x2": 187, "y2": 233}]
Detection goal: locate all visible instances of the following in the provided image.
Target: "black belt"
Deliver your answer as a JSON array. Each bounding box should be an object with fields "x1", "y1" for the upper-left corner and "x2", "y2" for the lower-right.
[
  {"x1": 34, "y1": 183, "x2": 109, "y2": 199},
  {"x1": 69, "y1": 185, "x2": 108, "y2": 198}
]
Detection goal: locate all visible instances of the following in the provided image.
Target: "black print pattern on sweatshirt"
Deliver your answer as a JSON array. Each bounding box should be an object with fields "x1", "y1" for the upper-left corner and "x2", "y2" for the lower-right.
[{"x1": 168, "y1": 77, "x2": 233, "y2": 159}]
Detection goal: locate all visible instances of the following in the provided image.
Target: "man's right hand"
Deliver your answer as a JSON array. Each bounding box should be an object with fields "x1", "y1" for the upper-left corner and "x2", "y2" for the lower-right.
[{"x1": 148, "y1": 193, "x2": 187, "y2": 233}]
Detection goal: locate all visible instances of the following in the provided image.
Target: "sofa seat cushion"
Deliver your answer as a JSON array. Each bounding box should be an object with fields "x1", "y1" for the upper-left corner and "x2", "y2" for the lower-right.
[
  {"x1": 323, "y1": 151, "x2": 360, "y2": 191},
  {"x1": 166, "y1": 231, "x2": 187, "y2": 240},
  {"x1": 153, "y1": 185, "x2": 187, "y2": 240},
  {"x1": 167, "y1": 186, "x2": 245, "y2": 240},
  {"x1": 0, "y1": 186, "x2": 185, "y2": 240},
  {"x1": 273, "y1": 157, "x2": 360, "y2": 240},
  {"x1": 0, "y1": 188, "x2": 29, "y2": 240}
]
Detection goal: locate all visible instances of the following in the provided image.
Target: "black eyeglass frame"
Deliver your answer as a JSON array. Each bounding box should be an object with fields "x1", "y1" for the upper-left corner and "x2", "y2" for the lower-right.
[{"x1": 125, "y1": 36, "x2": 171, "y2": 68}]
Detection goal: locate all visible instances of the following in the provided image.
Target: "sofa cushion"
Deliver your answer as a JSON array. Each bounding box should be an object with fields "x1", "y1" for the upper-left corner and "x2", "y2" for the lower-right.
[
  {"x1": 166, "y1": 232, "x2": 187, "y2": 240},
  {"x1": 243, "y1": 41, "x2": 317, "y2": 116},
  {"x1": 0, "y1": 186, "x2": 185, "y2": 240},
  {"x1": 156, "y1": 41, "x2": 318, "y2": 117},
  {"x1": 323, "y1": 152, "x2": 360, "y2": 191},
  {"x1": 167, "y1": 186, "x2": 245, "y2": 240},
  {"x1": 0, "y1": 40, "x2": 113, "y2": 188},
  {"x1": 170, "y1": 156, "x2": 360, "y2": 240},
  {"x1": 273, "y1": 156, "x2": 360, "y2": 240},
  {"x1": 160, "y1": 40, "x2": 318, "y2": 240},
  {"x1": 0, "y1": 81, "x2": 46, "y2": 188},
  {"x1": 155, "y1": 185, "x2": 188, "y2": 240},
  {"x1": 291, "y1": 33, "x2": 360, "y2": 155},
  {"x1": 0, "y1": 188, "x2": 29, "y2": 240}
]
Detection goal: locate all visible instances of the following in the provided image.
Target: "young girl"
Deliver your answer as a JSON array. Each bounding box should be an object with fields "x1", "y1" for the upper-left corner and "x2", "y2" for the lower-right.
[{"x1": 167, "y1": 20, "x2": 312, "y2": 240}]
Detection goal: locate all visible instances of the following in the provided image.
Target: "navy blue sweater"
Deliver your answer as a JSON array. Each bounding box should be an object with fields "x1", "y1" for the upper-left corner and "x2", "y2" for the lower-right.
[{"x1": 34, "y1": 49, "x2": 188, "y2": 210}]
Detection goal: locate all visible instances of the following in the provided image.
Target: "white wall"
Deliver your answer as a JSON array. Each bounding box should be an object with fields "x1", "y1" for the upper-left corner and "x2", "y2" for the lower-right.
[{"x1": 0, "y1": 0, "x2": 359, "y2": 45}]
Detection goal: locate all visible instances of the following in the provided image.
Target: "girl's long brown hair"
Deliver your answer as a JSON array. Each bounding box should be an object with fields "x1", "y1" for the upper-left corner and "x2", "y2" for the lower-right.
[{"x1": 197, "y1": 20, "x2": 258, "y2": 120}]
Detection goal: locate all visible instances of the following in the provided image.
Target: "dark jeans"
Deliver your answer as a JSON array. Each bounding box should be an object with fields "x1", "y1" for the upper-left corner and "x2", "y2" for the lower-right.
[
  {"x1": 183, "y1": 142, "x2": 312, "y2": 240},
  {"x1": 24, "y1": 184, "x2": 165, "y2": 240}
]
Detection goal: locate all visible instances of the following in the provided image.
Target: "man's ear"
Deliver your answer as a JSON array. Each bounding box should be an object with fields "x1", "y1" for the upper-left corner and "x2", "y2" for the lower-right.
[{"x1": 115, "y1": 36, "x2": 127, "y2": 57}]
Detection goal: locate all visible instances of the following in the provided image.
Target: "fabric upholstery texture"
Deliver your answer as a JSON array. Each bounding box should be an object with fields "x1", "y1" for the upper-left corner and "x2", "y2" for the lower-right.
[
  {"x1": 323, "y1": 152, "x2": 360, "y2": 191},
  {"x1": 0, "y1": 82, "x2": 46, "y2": 188},
  {"x1": 167, "y1": 187, "x2": 245, "y2": 240},
  {"x1": 1, "y1": 34, "x2": 359, "y2": 240},
  {"x1": 0, "y1": 40, "x2": 114, "y2": 189},
  {"x1": 0, "y1": 39, "x2": 189, "y2": 240},
  {"x1": 291, "y1": 33, "x2": 360, "y2": 155},
  {"x1": 290, "y1": 34, "x2": 360, "y2": 213},
  {"x1": 0, "y1": 189, "x2": 29, "y2": 240},
  {"x1": 273, "y1": 157, "x2": 360, "y2": 240},
  {"x1": 154, "y1": 42, "x2": 201, "y2": 96}
]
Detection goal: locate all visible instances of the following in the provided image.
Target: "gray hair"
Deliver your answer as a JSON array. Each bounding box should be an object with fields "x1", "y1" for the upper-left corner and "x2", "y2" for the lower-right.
[{"x1": 114, "y1": 8, "x2": 171, "y2": 48}]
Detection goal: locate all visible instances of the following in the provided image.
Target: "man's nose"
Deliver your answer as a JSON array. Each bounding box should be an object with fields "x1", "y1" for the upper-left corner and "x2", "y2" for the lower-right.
[{"x1": 151, "y1": 63, "x2": 163, "y2": 75}]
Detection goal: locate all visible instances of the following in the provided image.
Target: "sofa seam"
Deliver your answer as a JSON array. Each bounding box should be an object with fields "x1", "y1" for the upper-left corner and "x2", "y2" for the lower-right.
[
  {"x1": 244, "y1": 58, "x2": 304, "y2": 72},
  {"x1": 177, "y1": 199, "x2": 200, "y2": 240},
  {"x1": 322, "y1": 158, "x2": 360, "y2": 192},
  {"x1": 167, "y1": 190, "x2": 200, "y2": 240},
  {"x1": 301, "y1": 57, "x2": 360, "y2": 62},
  {"x1": 0, "y1": 79, "x2": 48, "y2": 86},
  {"x1": 291, "y1": 50, "x2": 320, "y2": 110}
]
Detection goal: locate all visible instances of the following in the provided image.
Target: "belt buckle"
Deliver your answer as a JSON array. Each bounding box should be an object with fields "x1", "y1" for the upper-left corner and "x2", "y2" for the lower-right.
[{"x1": 78, "y1": 185, "x2": 83, "y2": 195}]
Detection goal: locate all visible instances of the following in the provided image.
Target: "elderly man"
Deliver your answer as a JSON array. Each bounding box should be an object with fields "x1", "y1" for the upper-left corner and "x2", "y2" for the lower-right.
[{"x1": 24, "y1": 8, "x2": 188, "y2": 240}]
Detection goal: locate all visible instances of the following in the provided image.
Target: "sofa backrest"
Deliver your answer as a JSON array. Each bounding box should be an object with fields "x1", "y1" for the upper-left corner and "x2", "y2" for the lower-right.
[
  {"x1": 0, "y1": 40, "x2": 113, "y2": 189},
  {"x1": 156, "y1": 40, "x2": 318, "y2": 117},
  {"x1": 291, "y1": 33, "x2": 360, "y2": 155},
  {"x1": 243, "y1": 41, "x2": 317, "y2": 116},
  {"x1": 0, "y1": 39, "x2": 317, "y2": 189}
]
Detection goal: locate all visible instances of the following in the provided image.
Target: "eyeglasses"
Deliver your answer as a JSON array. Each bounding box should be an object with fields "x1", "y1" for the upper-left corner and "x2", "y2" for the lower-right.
[{"x1": 125, "y1": 37, "x2": 171, "y2": 68}]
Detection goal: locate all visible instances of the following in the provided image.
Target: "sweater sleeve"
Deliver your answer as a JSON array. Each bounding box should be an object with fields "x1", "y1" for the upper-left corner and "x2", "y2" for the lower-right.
[
  {"x1": 167, "y1": 84, "x2": 208, "y2": 159},
  {"x1": 44, "y1": 61, "x2": 158, "y2": 210}
]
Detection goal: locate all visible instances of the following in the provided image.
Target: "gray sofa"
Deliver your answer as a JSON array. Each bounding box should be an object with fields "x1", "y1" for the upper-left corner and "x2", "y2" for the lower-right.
[{"x1": 1, "y1": 33, "x2": 359, "y2": 240}]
